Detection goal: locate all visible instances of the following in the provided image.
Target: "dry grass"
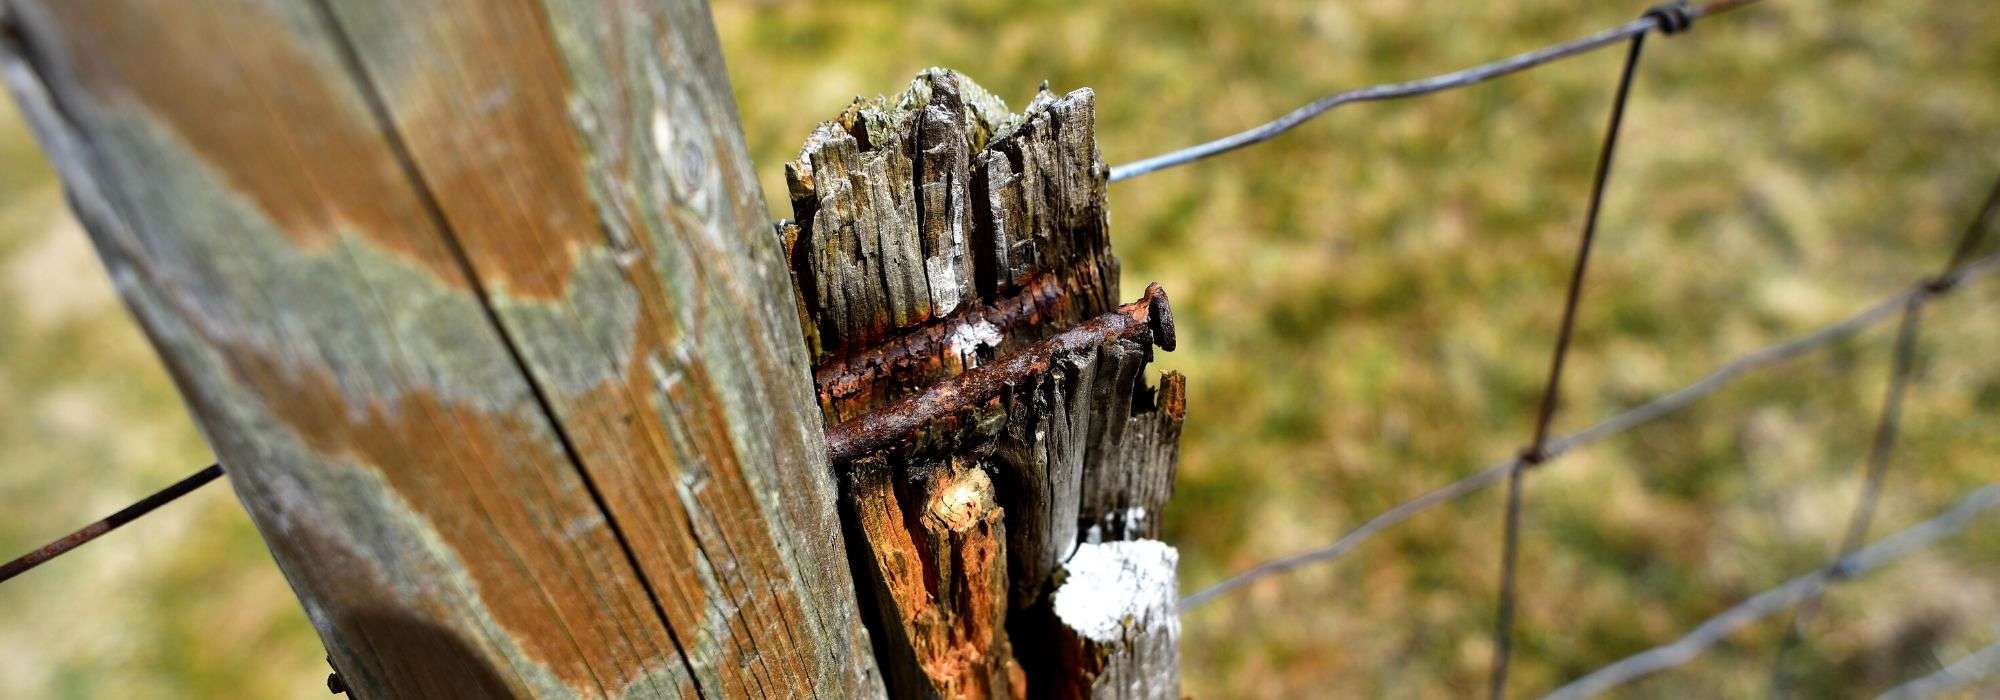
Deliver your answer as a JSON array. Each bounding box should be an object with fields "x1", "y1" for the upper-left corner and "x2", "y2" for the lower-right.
[{"x1": 3, "y1": 0, "x2": 1997, "y2": 696}]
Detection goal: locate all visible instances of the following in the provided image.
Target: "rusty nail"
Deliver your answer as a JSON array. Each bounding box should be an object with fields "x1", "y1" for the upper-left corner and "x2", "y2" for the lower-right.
[
  {"x1": 825, "y1": 285, "x2": 1176, "y2": 463},
  {"x1": 1145, "y1": 282, "x2": 1176, "y2": 352}
]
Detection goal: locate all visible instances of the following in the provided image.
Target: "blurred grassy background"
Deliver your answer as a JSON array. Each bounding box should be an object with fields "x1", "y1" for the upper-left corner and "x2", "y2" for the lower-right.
[{"x1": 4, "y1": 0, "x2": 1998, "y2": 697}]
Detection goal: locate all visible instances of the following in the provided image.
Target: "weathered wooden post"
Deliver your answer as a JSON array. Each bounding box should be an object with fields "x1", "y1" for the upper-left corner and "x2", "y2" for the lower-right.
[
  {"x1": 1, "y1": 0, "x2": 880, "y2": 696},
  {"x1": 778, "y1": 70, "x2": 1185, "y2": 699}
]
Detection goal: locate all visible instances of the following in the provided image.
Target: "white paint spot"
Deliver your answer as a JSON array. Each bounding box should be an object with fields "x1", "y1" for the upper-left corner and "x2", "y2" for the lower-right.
[
  {"x1": 1052, "y1": 540, "x2": 1179, "y2": 643},
  {"x1": 948, "y1": 320, "x2": 1002, "y2": 357}
]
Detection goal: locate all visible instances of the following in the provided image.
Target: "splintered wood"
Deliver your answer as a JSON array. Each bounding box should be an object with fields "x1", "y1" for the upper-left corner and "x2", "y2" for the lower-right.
[{"x1": 781, "y1": 69, "x2": 1186, "y2": 699}]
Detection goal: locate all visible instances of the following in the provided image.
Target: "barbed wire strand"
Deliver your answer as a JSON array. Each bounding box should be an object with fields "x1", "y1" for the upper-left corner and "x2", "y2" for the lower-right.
[
  {"x1": 1877, "y1": 639, "x2": 2000, "y2": 700},
  {"x1": 1106, "y1": 0, "x2": 1764, "y2": 182},
  {"x1": 1178, "y1": 248, "x2": 2000, "y2": 612},
  {"x1": 0, "y1": 463, "x2": 223, "y2": 584},
  {"x1": 1543, "y1": 483, "x2": 2000, "y2": 699}
]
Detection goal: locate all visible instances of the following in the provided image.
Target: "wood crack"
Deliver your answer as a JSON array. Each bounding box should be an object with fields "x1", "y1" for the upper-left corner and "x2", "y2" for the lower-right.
[{"x1": 305, "y1": 1, "x2": 703, "y2": 695}]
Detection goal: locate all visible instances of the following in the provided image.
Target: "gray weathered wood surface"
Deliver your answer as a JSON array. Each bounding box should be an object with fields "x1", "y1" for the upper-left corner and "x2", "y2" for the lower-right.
[
  {"x1": 0, "y1": 0, "x2": 881, "y2": 696},
  {"x1": 781, "y1": 69, "x2": 1184, "y2": 700}
]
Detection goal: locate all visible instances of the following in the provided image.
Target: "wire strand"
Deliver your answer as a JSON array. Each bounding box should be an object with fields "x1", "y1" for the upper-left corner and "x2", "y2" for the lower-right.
[
  {"x1": 1834, "y1": 302, "x2": 1923, "y2": 556},
  {"x1": 1769, "y1": 299, "x2": 1923, "y2": 695},
  {"x1": 1178, "y1": 250, "x2": 2000, "y2": 611},
  {"x1": 1877, "y1": 639, "x2": 2000, "y2": 700},
  {"x1": 1106, "y1": 0, "x2": 1764, "y2": 182},
  {"x1": 1492, "y1": 26, "x2": 1653, "y2": 697},
  {"x1": 1769, "y1": 172, "x2": 2000, "y2": 692},
  {"x1": 1940, "y1": 176, "x2": 2000, "y2": 279},
  {"x1": 1544, "y1": 483, "x2": 2000, "y2": 699},
  {"x1": 0, "y1": 463, "x2": 224, "y2": 584}
]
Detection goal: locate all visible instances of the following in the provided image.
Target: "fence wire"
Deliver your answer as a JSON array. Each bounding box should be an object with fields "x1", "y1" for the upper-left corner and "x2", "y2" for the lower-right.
[
  {"x1": 1108, "y1": 0, "x2": 1763, "y2": 182},
  {"x1": 1544, "y1": 484, "x2": 2000, "y2": 699},
  {"x1": 1177, "y1": 249, "x2": 2000, "y2": 611},
  {"x1": 1184, "y1": 170, "x2": 2000, "y2": 690},
  {"x1": 4, "y1": 1, "x2": 1997, "y2": 696},
  {"x1": 0, "y1": 463, "x2": 222, "y2": 584},
  {"x1": 1769, "y1": 174, "x2": 2000, "y2": 696},
  {"x1": 1768, "y1": 298, "x2": 1923, "y2": 695},
  {"x1": 1490, "y1": 9, "x2": 1666, "y2": 694},
  {"x1": 1877, "y1": 639, "x2": 2000, "y2": 700}
]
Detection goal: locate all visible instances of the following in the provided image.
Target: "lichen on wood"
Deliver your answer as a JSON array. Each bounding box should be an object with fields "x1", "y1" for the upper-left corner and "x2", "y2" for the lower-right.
[{"x1": 782, "y1": 68, "x2": 1184, "y2": 699}]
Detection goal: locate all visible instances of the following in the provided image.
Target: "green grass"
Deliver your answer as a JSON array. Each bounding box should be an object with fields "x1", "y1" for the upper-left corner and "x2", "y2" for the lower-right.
[{"x1": 5, "y1": 0, "x2": 1999, "y2": 696}]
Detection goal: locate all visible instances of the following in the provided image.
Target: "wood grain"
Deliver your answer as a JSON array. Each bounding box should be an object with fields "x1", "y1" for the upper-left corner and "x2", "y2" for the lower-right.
[
  {"x1": 846, "y1": 458, "x2": 1022, "y2": 699},
  {"x1": 782, "y1": 70, "x2": 1183, "y2": 699},
  {"x1": 1, "y1": 0, "x2": 880, "y2": 696}
]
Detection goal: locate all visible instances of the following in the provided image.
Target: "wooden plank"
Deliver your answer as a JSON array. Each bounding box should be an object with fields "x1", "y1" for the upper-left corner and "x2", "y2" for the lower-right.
[{"x1": 0, "y1": 0, "x2": 880, "y2": 696}]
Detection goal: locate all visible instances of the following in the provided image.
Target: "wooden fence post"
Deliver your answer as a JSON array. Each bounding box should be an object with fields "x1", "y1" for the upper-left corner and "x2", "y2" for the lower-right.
[
  {"x1": 779, "y1": 69, "x2": 1185, "y2": 699},
  {"x1": 1, "y1": 0, "x2": 882, "y2": 696}
]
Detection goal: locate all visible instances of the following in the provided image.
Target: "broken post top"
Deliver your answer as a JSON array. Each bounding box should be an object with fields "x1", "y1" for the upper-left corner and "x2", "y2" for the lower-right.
[
  {"x1": 779, "y1": 68, "x2": 1120, "y2": 424},
  {"x1": 781, "y1": 69, "x2": 1185, "y2": 699}
]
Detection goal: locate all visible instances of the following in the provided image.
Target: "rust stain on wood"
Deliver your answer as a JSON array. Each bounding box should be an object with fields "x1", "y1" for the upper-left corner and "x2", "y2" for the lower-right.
[
  {"x1": 319, "y1": 0, "x2": 859, "y2": 692},
  {"x1": 368, "y1": 0, "x2": 605, "y2": 300}
]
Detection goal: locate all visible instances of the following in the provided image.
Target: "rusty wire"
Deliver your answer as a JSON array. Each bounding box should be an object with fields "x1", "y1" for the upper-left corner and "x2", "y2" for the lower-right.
[
  {"x1": 0, "y1": 463, "x2": 223, "y2": 583},
  {"x1": 1489, "y1": 8, "x2": 1672, "y2": 693},
  {"x1": 1107, "y1": 0, "x2": 1763, "y2": 182}
]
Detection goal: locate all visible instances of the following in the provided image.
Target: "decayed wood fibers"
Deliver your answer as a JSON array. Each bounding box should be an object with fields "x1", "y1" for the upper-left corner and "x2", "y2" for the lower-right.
[{"x1": 783, "y1": 69, "x2": 1183, "y2": 699}]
